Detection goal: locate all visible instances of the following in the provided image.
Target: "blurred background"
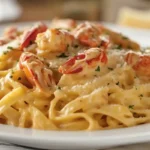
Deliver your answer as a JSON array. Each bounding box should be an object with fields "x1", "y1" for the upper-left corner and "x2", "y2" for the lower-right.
[{"x1": 0, "y1": 0, "x2": 150, "y2": 28}]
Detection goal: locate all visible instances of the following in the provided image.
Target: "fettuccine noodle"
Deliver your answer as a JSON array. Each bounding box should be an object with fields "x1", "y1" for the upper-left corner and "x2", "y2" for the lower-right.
[{"x1": 0, "y1": 19, "x2": 149, "y2": 131}]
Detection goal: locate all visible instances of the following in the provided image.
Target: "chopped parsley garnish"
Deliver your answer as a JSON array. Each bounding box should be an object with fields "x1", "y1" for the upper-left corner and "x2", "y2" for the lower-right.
[
  {"x1": 56, "y1": 28, "x2": 62, "y2": 30},
  {"x1": 114, "y1": 44, "x2": 122, "y2": 50},
  {"x1": 108, "y1": 93, "x2": 111, "y2": 96},
  {"x1": 57, "y1": 53, "x2": 68, "y2": 58},
  {"x1": 108, "y1": 67, "x2": 113, "y2": 70},
  {"x1": 74, "y1": 45, "x2": 79, "y2": 48},
  {"x1": 95, "y1": 66, "x2": 100, "y2": 72},
  {"x1": 139, "y1": 94, "x2": 143, "y2": 97},
  {"x1": 9, "y1": 75, "x2": 13, "y2": 78},
  {"x1": 98, "y1": 44, "x2": 101, "y2": 48},
  {"x1": 127, "y1": 45, "x2": 132, "y2": 49},
  {"x1": 11, "y1": 70, "x2": 14, "y2": 74},
  {"x1": 24, "y1": 101, "x2": 28, "y2": 105},
  {"x1": 18, "y1": 77, "x2": 21, "y2": 80},
  {"x1": 66, "y1": 44, "x2": 69, "y2": 50},
  {"x1": 7, "y1": 46, "x2": 14, "y2": 50},
  {"x1": 58, "y1": 86, "x2": 61, "y2": 90},
  {"x1": 104, "y1": 31, "x2": 109, "y2": 35},
  {"x1": 72, "y1": 53, "x2": 76, "y2": 57},
  {"x1": 45, "y1": 62, "x2": 49, "y2": 67},
  {"x1": 122, "y1": 35, "x2": 129, "y2": 40},
  {"x1": 116, "y1": 82, "x2": 119, "y2": 85},
  {"x1": 3, "y1": 51, "x2": 9, "y2": 55},
  {"x1": 29, "y1": 40, "x2": 34, "y2": 45},
  {"x1": 129, "y1": 105, "x2": 134, "y2": 109}
]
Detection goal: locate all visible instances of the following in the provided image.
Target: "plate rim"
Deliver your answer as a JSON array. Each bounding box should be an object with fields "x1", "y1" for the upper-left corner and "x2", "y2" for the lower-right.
[{"x1": 0, "y1": 124, "x2": 150, "y2": 149}]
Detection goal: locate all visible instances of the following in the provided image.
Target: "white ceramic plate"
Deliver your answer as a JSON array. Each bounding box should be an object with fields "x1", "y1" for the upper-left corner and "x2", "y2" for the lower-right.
[
  {"x1": 1, "y1": 124, "x2": 150, "y2": 150},
  {"x1": 0, "y1": 22, "x2": 150, "y2": 150}
]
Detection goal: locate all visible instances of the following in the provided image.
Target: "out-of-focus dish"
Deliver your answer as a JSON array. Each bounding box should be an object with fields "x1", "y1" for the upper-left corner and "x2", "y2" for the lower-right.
[
  {"x1": 0, "y1": 18, "x2": 150, "y2": 131},
  {"x1": 117, "y1": 7, "x2": 150, "y2": 29}
]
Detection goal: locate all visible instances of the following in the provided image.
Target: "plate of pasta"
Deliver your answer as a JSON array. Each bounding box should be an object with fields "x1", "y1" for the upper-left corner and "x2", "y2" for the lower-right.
[{"x1": 0, "y1": 19, "x2": 150, "y2": 149}]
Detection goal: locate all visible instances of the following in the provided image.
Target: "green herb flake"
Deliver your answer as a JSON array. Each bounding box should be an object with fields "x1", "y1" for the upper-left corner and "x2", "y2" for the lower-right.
[
  {"x1": 66, "y1": 44, "x2": 69, "y2": 50},
  {"x1": 45, "y1": 62, "x2": 49, "y2": 67},
  {"x1": 9, "y1": 75, "x2": 13, "y2": 78},
  {"x1": 74, "y1": 45, "x2": 79, "y2": 48},
  {"x1": 108, "y1": 93, "x2": 111, "y2": 96},
  {"x1": 18, "y1": 77, "x2": 21, "y2": 80},
  {"x1": 58, "y1": 86, "x2": 61, "y2": 90},
  {"x1": 104, "y1": 31, "x2": 109, "y2": 35},
  {"x1": 57, "y1": 53, "x2": 68, "y2": 58},
  {"x1": 98, "y1": 44, "x2": 101, "y2": 48},
  {"x1": 127, "y1": 45, "x2": 132, "y2": 49},
  {"x1": 129, "y1": 105, "x2": 134, "y2": 109},
  {"x1": 72, "y1": 53, "x2": 76, "y2": 57},
  {"x1": 122, "y1": 35, "x2": 129, "y2": 40},
  {"x1": 115, "y1": 44, "x2": 122, "y2": 50},
  {"x1": 29, "y1": 40, "x2": 34, "y2": 45},
  {"x1": 95, "y1": 66, "x2": 100, "y2": 72},
  {"x1": 11, "y1": 70, "x2": 14, "y2": 74},
  {"x1": 139, "y1": 94, "x2": 143, "y2": 97},
  {"x1": 7, "y1": 46, "x2": 14, "y2": 50},
  {"x1": 116, "y1": 82, "x2": 119, "y2": 85},
  {"x1": 56, "y1": 28, "x2": 63, "y2": 30},
  {"x1": 108, "y1": 67, "x2": 113, "y2": 70},
  {"x1": 3, "y1": 51, "x2": 8, "y2": 55},
  {"x1": 24, "y1": 101, "x2": 28, "y2": 105}
]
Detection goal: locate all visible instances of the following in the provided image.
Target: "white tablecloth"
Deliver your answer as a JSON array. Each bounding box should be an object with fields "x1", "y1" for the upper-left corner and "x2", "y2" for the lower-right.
[{"x1": 0, "y1": 141, "x2": 150, "y2": 150}]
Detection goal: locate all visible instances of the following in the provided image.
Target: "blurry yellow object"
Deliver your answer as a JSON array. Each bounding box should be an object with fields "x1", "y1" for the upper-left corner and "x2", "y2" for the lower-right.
[{"x1": 117, "y1": 7, "x2": 150, "y2": 29}]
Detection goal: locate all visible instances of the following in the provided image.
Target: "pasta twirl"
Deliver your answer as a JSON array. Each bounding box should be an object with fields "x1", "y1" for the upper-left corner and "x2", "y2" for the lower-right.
[{"x1": 0, "y1": 19, "x2": 149, "y2": 131}]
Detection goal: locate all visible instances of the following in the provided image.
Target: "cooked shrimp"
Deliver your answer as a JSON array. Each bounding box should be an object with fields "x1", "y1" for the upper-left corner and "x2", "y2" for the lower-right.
[
  {"x1": 0, "y1": 38, "x2": 7, "y2": 46},
  {"x1": 125, "y1": 52, "x2": 150, "y2": 76},
  {"x1": 51, "y1": 18, "x2": 76, "y2": 30},
  {"x1": 0, "y1": 27, "x2": 18, "y2": 46},
  {"x1": 101, "y1": 26, "x2": 140, "y2": 50},
  {"x1": 20, "y1": 22, "x2": 47, "y2": 50},
  {"x1": 73, "y1": 21, "x2": 140, "y2": 50},
  {"x1": 72, "y1": 22, "x2": 103, "y2": 47},
  {"x1": 36, "y1": 29, "x2": 74, "y2": 52},
  {"x1": 4, "y1": 27, "x2": 18, "y2": 39},
  {"x1": 19, "y1": 52, "x2": 56, "y2": 96},
  {"x1": 59, "y1": 48, "x2": 107, "y2": 74}
]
